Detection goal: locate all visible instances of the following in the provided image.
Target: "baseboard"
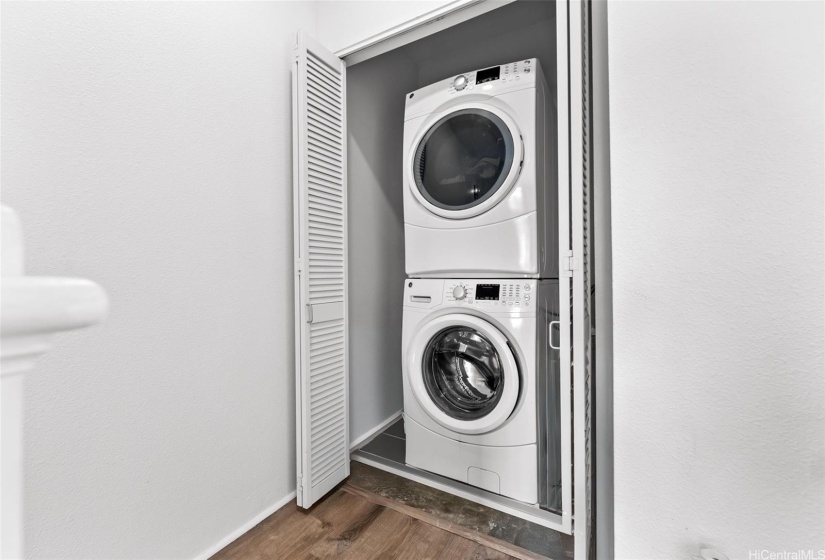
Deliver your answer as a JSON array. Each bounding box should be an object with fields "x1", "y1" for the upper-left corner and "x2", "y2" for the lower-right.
[
  {"x1": 193, "y1": 410, "x2": 402, "y2": 559},
  {"x1": 193, "y1": 489, "x2": 296, "y2": 560},
  {"x1": 350, "y1": 410, "x2": 403, "y2": 451}
]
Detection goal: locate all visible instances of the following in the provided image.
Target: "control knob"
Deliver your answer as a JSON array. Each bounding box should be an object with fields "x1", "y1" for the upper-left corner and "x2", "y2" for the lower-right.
[
  {"x1": 453, "y1": 75, "x2": 468, "y2": 91},
  {"x1": 452, "y1": 285, "x2": 467, "y2": 300}
]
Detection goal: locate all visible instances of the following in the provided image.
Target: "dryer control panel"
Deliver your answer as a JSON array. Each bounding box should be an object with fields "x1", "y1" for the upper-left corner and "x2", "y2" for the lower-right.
[
  {"x1": 444, "y1": 280, "x2": 535, "y2": 309},
  {"x1": 405, "y1": 59, "x2": 544, "y2": 121},
  {"x1": 446, "y1": 59, "x2": 536, "y2": 95}
]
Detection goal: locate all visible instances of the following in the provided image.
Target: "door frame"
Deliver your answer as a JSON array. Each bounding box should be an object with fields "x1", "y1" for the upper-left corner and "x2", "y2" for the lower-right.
[
  {"x1": 335, "y1": 0, "x2": 518, "y2": 65},
  {"x1": 302, "y1": 0, "x2": 613, "y2": 557}
]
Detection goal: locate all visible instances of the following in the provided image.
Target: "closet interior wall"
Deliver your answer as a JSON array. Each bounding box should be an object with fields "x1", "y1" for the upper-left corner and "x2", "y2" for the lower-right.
[
  {"x1": 346, "y1": 0, "x2": 558, "y2": 445},
  {"x1": 346, "y1": 48, "x2": 417, "y2": 446}
]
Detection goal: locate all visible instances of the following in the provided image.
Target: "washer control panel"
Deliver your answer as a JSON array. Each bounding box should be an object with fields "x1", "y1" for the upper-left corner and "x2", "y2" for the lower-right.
[
  {"x1": 444, "y1": 280, "x2": 535, "y2": 308},
  {"x1": 446, "y1": 59, "x2": 536, "y2": 95}
]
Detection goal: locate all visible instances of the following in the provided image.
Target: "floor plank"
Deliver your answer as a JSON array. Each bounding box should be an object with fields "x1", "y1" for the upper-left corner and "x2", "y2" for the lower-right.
[
  {"x1": 211, "y1": 486, "x2": 518, "y2": 560},
  {"x1": 346, "y1": 460, "x2": 574, "y2": 559},
  {"x1": 342, "y1": 484, "x2": 546, "y2": 560}
]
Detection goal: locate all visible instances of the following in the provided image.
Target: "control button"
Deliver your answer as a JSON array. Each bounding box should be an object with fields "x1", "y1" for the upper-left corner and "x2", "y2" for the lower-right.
[
  {"x1": 524, "y1": 295, "x2": 530, "y2": 301},
  {"x1": 452, "y1": 285, "x2": 467, "y2": 300},
  {"x1": 524, "y1": 284, "x2": 531, "y2": 291},
  {"x1": 524, "y1": 68, "x2": 531, "y2": 73},
  {"x1": 453, "y1": 75, "x2": 468, "y2": 91},
  {"x1": 515, "y1": 302, "x2": 520, "y2": 306},
  {"x1": 508, "y1": 302, "x2": 514, "y2": 306}
]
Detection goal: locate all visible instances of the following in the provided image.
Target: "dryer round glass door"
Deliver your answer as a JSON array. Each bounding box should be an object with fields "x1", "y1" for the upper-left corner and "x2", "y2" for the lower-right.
[
  {"x1": 407, "y1": 314, "x2": 520, "y2": 435},
  {"x1": 410, "y1": 105, "x2": 523, "y2": 220}
]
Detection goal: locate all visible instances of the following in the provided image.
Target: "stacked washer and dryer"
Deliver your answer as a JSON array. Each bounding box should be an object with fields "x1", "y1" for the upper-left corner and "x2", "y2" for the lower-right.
[{"x1": 400, "y1": 59, "x2": 562, "y2": 512}]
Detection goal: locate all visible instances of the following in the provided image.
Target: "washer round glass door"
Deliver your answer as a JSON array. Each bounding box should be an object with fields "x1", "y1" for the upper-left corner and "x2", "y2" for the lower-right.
[
  {"x1": 407, "y1": 314, "x2": 520, "y2": 434},
  {"x1": 410, "y1": 104, "x2": 523, "y2": 220}
]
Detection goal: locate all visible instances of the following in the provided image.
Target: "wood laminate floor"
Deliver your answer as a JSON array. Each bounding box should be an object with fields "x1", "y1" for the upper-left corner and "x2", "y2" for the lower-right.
[
  {"x1": 212, "y1": 485, "x2": 518, "y2": 560},
  {"x1": 352, "y1": 420, "x2": 573, "y2": 559}
]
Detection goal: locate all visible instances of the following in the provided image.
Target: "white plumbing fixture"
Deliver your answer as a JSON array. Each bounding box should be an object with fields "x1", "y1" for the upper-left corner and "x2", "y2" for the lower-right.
[{"x1": 1, "y1": 205, "x2": 109, "y2": 559}]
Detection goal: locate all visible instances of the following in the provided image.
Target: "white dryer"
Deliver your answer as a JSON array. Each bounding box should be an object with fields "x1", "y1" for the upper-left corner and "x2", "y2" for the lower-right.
[
  {"x1": 402, "y1": 278, "x2": 561, "y2": 508},
  {"x1": 403, "y1": 59, "x2": 557, "y2": 278}
]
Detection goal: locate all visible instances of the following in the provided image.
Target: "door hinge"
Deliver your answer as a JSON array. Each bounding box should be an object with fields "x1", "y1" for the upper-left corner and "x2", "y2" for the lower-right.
[
  {"x1": 306, "y1": 303, "x2": 313, "y2": 324},
  {"x1": 562, "y1": 250, "x2": 578, "y2": 277},
  {"x1": 295, "y1": 258, "x2": 303, "y2": 274}
]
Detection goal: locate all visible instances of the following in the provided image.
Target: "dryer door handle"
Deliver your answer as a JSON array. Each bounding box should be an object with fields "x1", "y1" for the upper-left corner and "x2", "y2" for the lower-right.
[{"x1": 549, "y1": 320, "x2": 560, "y2": 350}]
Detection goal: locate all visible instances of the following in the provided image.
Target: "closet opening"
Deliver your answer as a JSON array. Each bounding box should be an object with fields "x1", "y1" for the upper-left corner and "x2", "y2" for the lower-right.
[{"x1": 343, "y1": 0, "x2": 573, "y2": 534}]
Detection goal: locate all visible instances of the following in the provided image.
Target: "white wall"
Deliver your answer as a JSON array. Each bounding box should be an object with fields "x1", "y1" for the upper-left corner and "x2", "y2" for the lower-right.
[
  {"x1": 346, "y1": 49, "x2": 417, "y2": 444},
  {"x1": 608, "y1": 2, "x2": 825, "y2": 558},
  {"x1": 315, "y1": 0, "x2": 456, "y2": 54},
  {"x1": 407, "y1": 0, "x2": 555, "y2": 90},
  {"x1": 1, "y1": 2, "x2": 315, "y2": 558}
]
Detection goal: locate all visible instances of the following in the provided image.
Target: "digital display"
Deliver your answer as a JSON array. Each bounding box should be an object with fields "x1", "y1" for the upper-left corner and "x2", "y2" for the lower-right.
[
  {"x1": 476, "y1": 284, "x2": 500, "y2": 300},
  {"x1": 476, "y1": 66, "x2": 501, "y2": 84}
]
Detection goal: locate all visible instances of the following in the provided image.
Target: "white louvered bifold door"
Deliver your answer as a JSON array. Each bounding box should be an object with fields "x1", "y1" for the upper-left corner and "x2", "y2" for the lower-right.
[
  {"x1": 565, "y1": 1, "x2": 596, "y2": 558},
  {"x1": 292, "y1": 30, "x2": 349, "y2": 509}
]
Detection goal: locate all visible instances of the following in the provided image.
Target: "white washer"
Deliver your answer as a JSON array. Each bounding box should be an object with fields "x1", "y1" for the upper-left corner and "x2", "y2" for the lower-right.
[
  {"x1": 403, "y1": 59, "x2": 557, "y2": 279},
  {"x1": 402, "y1": 278, "x2": 561, "y2": 507}
]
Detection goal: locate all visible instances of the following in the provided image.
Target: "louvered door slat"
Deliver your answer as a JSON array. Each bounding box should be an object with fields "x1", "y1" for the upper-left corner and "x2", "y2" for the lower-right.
[
  {"x1": 308, "y1": 146, "x2": 343, "y2": 167},
  {"x1": 311, "y1": 331, "x2": 344, "y2": 345},
  {"x1": 309, "y1": 139, "x2": 343, "y2": 159},
  {"x1": 307, "y1": 125, "x2": 344, "y2": 149},
  {"x1": 308, "y1": 174, "x2": 343, "y2": 191},
  {"x1": 311, "y1": 425, "x2": 346, "y2": 451},
  {"x1": 309, "y1": 362, "x2": 344, "y2": 379},
  {"x1": 307, "y1": 182, "x2": 343, "y2": 199},
  {"x1": 307, "y1": 66, "x2": 341, "y2": 93},
  {"x1": 307, "y1": 94, "x2": 342, "y2": 120},
  {"x1": 308, "y1": 137, "x2": 343, "y2": 157},
  {"x1": 306, "y1": 75, "x2": 342, "y2": 99},
  {"x1": 311, "y1": 374, "x2": 345, "y2": 393},
  {"x1": 310, "y1": 321, "x2": 344, "y2": 333},
  {"x1": 308, "y1": 203, "x2": 343, "y2": 216},
  {"x1": 308, "y1": 114, "x2": 343, "y2": 138},
  {"x1": 309, "y1": 231, "x2": 343, "y2": 241},
  {"x1": 308, "y1": 108, "x2": 342, "y2": 133},
  {"x1": 307, "y1": 63, "x2": 341, "y2": 88},
  {"x1": 293, "y1": 30, "x2": 348, "y2": 509},
  {"x1": 307, "y1": 239, "x2": 343, "y2": 250},
  {"x1": 308, "y1": 156, "x2": 344, "y2": 178}
]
